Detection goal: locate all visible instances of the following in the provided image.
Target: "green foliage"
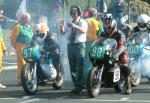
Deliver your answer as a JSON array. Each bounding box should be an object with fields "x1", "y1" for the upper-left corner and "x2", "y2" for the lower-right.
[
  {"x1": 65, "y1": 0, "x2": 96, "y2": 11},
  {"x1": 141, "y1": 0, "x2": 150, "y2": 4},
  {"x1": 0, "y1": 0, "x2": 3, "y2": 7}
]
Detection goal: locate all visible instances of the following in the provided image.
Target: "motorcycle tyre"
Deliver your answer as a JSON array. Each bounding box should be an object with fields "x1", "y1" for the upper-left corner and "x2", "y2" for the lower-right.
[
  {"x1": 130, "y1": 71, "x2": 141, "y2": 87},
  {"x1": 86, "y1": 67, "x2": 101, "y2": 98},
  {"x1": 21, "y1": 63, "x2": 38, "y2": 95},
  {"x1": 52, "y1": 63, "x2": 64, "y2": 90}
]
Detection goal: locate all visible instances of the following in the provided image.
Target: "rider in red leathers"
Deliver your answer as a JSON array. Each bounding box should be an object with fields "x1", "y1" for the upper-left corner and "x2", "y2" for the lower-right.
[{"x1": 100, "y1": 15, "x2": 132, "y2": 94}]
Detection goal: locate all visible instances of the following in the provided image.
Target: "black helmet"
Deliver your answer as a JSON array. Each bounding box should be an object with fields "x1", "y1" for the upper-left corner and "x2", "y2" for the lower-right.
[{"x1": 44, "y1": 31, "x2": 56, "y2": 44}]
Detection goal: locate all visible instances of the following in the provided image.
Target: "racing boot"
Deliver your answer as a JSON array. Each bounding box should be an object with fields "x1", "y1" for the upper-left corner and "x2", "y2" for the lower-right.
[{"x1": 125, "y1": 76, "x2": 132, "y2": 95}]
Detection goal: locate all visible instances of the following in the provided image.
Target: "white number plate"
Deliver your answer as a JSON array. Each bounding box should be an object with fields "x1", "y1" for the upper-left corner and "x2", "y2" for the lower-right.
[{"x1": 113, "y1": 68, "x2": 120, "y2": 82}]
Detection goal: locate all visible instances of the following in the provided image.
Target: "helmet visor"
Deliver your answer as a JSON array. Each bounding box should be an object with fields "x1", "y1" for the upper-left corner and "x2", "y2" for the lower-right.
[{"x1": 138, "y1": 23, "x2": 146, "y2": 28}]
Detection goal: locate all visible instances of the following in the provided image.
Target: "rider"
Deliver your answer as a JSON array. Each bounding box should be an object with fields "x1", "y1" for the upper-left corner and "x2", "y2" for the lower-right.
[
  {"x1": 147, "y1": 20, "x2": 150, "y2": 32},
  {"x1": 132, "y1": 14, "x2": 150, "y2": 33},
  {"x1": 31, "y1": 22, "x2": 49, "y2": 47},
  {"x1": 117, "y1": 15, "x2": 132, "y2": 39},
  {"x1": 0, "y1": 10, "x2": 7, "y2": 88},
  {"x1": 108, "y1": 0, "x2": 125, "y2": 21},
  {"x1": 100, "y1": 15, "x2": 132, "y2": 94},
  {"x1": 33, "y1": 22, "x2": 61, "y2": 81}
]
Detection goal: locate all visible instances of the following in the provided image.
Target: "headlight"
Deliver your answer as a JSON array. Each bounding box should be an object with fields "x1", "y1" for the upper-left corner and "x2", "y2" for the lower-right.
[
  {"x1": 106, "y1": 51, "x2": 109, "y2": 55},
  {"x1": 143, "y1": 46, "x2": 150, "y2": 55}
]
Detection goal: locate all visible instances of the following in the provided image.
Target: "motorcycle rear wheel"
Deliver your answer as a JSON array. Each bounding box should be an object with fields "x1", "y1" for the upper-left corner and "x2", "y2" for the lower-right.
[
  {"x1": 130, "y1": 71, "x2": 141, "y2": 87},
  {"x1": 21, "y1": 63, "x2": 38, "y2": 95},
  {"x1": 52, "y1": 63, "x2": 64, "y2": 90},
  {"x1": 86, "y1": 67, "x2": 101, "y2": 98}
]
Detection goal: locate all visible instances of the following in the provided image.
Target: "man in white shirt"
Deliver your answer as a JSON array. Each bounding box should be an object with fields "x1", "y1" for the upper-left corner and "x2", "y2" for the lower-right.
[{"x1": 59, "y1": 5, "x2": 88, "y2": 94}]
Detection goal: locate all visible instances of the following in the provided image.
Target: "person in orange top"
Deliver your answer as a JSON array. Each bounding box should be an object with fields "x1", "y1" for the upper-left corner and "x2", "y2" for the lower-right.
[
  {"x1": 10, "y1": 12, "x2": 33, "y2": 85},
  {"x1": 0, "y1": 10, "x2": 7, "y2": 88}
]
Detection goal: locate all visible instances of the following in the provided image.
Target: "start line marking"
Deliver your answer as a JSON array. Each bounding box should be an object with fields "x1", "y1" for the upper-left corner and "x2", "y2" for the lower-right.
[
  {"x1": 83, "y1": 98, "x2": 150, "y2": 103},
  {"x1": 3, "y1": 66, "x2": 17, "y2": 70},
  {"x1": 18, "y1": 99, "x2": 40, "y2": 103},
  {"x1": 0, "y1": 98, "x2": 15, "y2": 100}
]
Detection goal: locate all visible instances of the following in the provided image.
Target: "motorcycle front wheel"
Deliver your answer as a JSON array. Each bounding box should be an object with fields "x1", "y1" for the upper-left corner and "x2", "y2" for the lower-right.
[
  {"x1": 21, "y1": 63, "x2": 38, "y2": 95},
  {"x1": 86, "y1": 66, "x2": 101, "y2": 98},
  {"x1": 52, "y1": 63, "x2": 64, "y2": 90}
]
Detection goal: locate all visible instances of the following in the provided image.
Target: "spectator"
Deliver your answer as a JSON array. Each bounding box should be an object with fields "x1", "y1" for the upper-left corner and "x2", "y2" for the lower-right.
[
  {"x1": 0, "y1": 10, "x2": 7, "y2": 88},
  {"x1": 59, "y1": 5, "x2": 88, "y2": 94},
  {"x1": 82, "y1": 6, "x2": 91, "y2": 19},
  {"x1": 10, "y1": 12, "x2": 33, "y2": 85},
  {"x1": 108, "y1": 0, "x2": 126, "y2": 20},
  {"x1": 96, "y1": 0, "x2": 108, "y2": 13},
  {"x1": 84, "y1": 7, "x2": 103, "y2": 84}
]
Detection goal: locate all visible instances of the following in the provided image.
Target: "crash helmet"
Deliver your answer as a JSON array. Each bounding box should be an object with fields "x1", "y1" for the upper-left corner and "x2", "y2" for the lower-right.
[
  {"x1": 118, "y1": 15, "x2": 128, "y2": 29},
  {"x1": 103, "y1": 13, "x2": 113, "y2": 19},
  {"x1": 34, "y1": 22, "x2": 49, "y2": 39},
  {"x1": 44, "y1": 31, "x2": 56, "y2": 44},
  {"x1": 147, "y1": 20, "x2": 150, "y2": 31},
  {"x1": 137, "y1": 14, "x2": 150, "y2": 31},
  {"x1": 103, "y1": 17, "x2": 117, "y2": 34}
]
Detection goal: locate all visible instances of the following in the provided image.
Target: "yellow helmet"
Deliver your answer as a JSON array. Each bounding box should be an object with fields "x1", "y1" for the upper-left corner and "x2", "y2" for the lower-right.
[{"x1": 35, "y1": 22, "x2": 49, "y2": 34}]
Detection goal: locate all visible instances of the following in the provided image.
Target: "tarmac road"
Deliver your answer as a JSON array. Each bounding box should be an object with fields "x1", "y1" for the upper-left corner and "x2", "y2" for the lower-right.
[{"x1": 0, "y1": 55, "x2": 150, "y2": 103}]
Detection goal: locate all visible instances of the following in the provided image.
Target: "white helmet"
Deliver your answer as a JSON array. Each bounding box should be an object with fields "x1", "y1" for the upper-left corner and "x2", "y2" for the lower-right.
[
  {"x1": 137, "y1": 14, "x2": 150, "y2": 31},
  {"x1": 104, "y1": 13, "x2": 113, "y2": 19},
  {"x1": 118, "y1": 15, "x2": 128, "y2": 29},
  {"x1": 137, "y1": 14, "x2": 150, "y2": 24}
]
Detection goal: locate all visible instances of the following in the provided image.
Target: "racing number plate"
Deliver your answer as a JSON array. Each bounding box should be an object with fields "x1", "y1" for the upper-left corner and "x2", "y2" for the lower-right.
[
  {"x1": 23, "y1": 48, "x2": 32, "y2": 58},
  {"x1": 89, "y1": 45, "x2": 106, "y2": 59},
  {"x1": 113, "y1": 68, "x2": 120, "y2": 82}
]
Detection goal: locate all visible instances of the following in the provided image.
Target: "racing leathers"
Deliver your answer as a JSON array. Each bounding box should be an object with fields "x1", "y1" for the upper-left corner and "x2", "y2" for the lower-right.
[
  {"x1": 100, "y1": 29, "x2": 132, "y2": 94},
  {"x1": 31, "y1": 32, "x2": 61, "y2": 75}
]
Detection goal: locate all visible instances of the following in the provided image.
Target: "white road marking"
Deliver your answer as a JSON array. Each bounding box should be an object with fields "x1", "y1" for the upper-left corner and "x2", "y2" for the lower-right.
[
  {"x1": 82, "y1": 99, "x2": 150, "y2": 103},
  {"x1": 18, "y1": 98, "x2": 40, "y2": 103},
  {"x1": 22, "y1": 96, "x2": 33, "y2": 99},
  {"x1": 3, "y1": 66, "x2": 17, "y2": 70},
  {"x1": 120, "y1": 98, "x2": 130, "y2": 100},
  {"x1": 3, "y1": 61, "x2": 17, "y2": 65},
  {"x1": 55, "y1": 96, "x2": 68, "y2": 99},
  {"x1": 0, "y1": 98, "x2": 15, "y2": 100}
]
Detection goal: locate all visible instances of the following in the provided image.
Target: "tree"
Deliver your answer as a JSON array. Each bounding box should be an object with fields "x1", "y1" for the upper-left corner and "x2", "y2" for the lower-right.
[
  {"x1": 0, "y1": 0, "x2": 3, "y2": 6},
  {"x1": 0, "y1": 0, "x2": 3, "y2": 9}
]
